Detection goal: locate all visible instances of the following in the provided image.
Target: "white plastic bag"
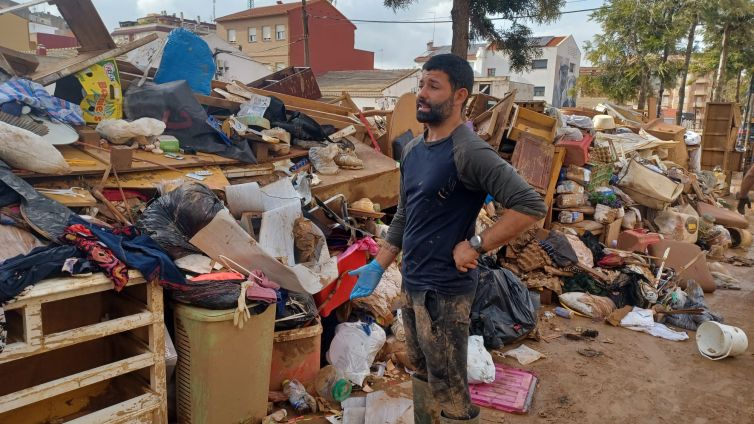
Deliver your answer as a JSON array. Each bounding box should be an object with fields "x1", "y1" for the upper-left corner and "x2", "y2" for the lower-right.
[
  {"x1": 96, "y1": 118, "x2": 166, "y2": 145},
  {"x1": 326, "y1": 321, "x2": 386, "y2": 386},
  {"x1": 501, "y1": 344, "x2": 545, "y2": 365},
  {"x1": 467, "y1": 336, "x2": 495, "y2": 384}
]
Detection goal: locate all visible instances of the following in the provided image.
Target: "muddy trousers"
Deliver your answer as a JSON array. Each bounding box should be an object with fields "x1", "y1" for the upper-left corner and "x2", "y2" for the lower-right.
[{"x1": 402, "y1": 287, "x2": 477, "y2": 420}]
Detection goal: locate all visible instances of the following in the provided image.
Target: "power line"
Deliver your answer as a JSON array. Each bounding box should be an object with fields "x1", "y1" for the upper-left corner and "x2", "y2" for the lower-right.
[{"x1": 309, "y1": 6, "x2": 605, "y2": 24}]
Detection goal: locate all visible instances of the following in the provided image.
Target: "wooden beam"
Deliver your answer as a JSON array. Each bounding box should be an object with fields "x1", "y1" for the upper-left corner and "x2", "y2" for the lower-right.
[
  {"x1": 30, "y1": 33, "x2": 158, "y2": 86},
  {"x1": 54, "y1": 0, "x2": 117, "y2": 53},
  {"x1": 195, "y1": 94, "x2": 241, "y2": 112},
  {"x1": 213, "y1": 80, "x2": 353, "y2": 116}
]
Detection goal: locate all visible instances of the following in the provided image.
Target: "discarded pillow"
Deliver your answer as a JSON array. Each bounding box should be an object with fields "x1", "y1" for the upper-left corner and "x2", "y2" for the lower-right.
[
  {"x1": 559, "y1": 292, "x2": 616, "y2": 319},
  {"x1": 0, "y1": 121, "x2": 70, "y2": 174}
]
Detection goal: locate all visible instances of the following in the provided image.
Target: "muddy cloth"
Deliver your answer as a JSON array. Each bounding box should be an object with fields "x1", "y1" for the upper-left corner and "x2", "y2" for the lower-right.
[
  {"x1": 580, "y1": 231, "x2": 605, "y2": 262},
  {"x1": 470, "y1": 258, "x2": 537, "y2": 349},
  {"x1": 0, "y1": 244, "x2": 94, "y2": 303},
  {"x1": 66, "y1": 216, "x2": 186, "y2": 290},
  {"x1": 137, "y1": 182, "x2": 225, "y2": 259},
  {"x1": 385, "y1": 124, "x2": 547, "y2": 295},
  {"x1": 604, "y1": 272, "x2": 642, "y2": 308},
  {"x1": 403, "y1": 285, "x2": 477, "y2": 420},
  {"x1": 539, "y1": 230, "x2": 578, "y2": 267},
  {"x1": 0, "y1": 78, "x2": 84, "y2": 125},
  {"x1": 663, "y1": 280, "x2": 724, "y2": 330},
  {"x1": 63, "y1": 223, "x2": 130, "y2": 291},
  {"x1": 563, "y1": 273, "x2": 608, "y2": 296}
]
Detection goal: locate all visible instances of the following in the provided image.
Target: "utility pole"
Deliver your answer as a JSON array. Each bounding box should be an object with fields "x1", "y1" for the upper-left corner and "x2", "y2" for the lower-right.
[{"x1": 302, "y1": 0, "x2": 310, "y2": 67}]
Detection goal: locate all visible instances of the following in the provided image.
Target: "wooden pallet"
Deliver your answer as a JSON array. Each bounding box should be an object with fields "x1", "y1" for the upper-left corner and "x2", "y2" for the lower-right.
[{"x1": 0, "y1": 271, "x2": 167, "y2": 423}]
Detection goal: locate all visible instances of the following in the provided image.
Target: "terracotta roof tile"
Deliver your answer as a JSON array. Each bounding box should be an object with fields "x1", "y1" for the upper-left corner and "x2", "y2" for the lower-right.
[{"x1": 216, "y1": 0, "x2": 321, "y2": 22}]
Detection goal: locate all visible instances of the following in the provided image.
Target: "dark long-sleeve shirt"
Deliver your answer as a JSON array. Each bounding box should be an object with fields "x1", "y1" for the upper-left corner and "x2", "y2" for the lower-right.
[{"x1": 385, "y1": 124, "x2": 547, "y2": 295}]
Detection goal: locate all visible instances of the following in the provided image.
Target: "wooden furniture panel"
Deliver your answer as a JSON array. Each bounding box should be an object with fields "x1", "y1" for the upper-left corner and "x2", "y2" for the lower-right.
[{"x1": 0, "y1": 272, "x2": 166, "y2": 423}]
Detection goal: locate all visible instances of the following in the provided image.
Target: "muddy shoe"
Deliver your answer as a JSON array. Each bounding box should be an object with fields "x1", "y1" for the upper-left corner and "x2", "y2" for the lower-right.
[
  {"x1": 412, "y1": 376, "x2": 440, "y2": 424},
  {"x1": 440, "y1": 405, "x2": 480, "y2": 424}
]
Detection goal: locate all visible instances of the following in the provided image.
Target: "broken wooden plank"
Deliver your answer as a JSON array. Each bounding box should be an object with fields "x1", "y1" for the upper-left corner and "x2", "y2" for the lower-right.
[
  {"x1": 54, "y1": 0, "x2": 116, "y2": 53},
  {"x1": 213, "y1": 88, "x2": 248, "y2": 103},
  {"x1": 195, "y1": 94, "x2": 241, "y2": 112},
  {"x1": 213, "y1": 80, "x2": 353, "y2": 116},
  {"x1": 0, "y1": 0, "x2": 48, "y2": 16},
  {"x1": 30, "y1": 34, "x2": 158, "y2": 86},
  {"x1": 0, "y1": 45, "x2": 39, "y2": 75}
]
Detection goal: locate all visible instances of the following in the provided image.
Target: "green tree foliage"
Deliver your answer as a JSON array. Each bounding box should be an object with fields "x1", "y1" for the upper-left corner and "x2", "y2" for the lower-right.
[
  {"x1": 385, "y1": 0, "x2": 563, "y2": 71},
  {"x1": 585, "y1": 0, "x2": 691, "y2": 108},
  {"x1": 702, "y1": 0, "x2": 754, "y2": 101}
]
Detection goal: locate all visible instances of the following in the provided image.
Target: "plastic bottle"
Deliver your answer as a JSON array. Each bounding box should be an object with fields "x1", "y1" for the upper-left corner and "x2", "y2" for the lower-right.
[
  {"x1": 282, "y1": 379, "x2": 314, "y2": 412},
  {"x1": 554, "y1": 306, "x2": 573, "y2": 319},
  {"x1": 314, "y1": 365, "x2": 352, "y2": 403}
]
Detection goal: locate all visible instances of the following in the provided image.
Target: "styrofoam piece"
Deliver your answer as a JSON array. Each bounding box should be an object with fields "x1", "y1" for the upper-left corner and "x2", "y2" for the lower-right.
[{"x1": 470, "y1": 363, "x2": 538, "y2": 414}]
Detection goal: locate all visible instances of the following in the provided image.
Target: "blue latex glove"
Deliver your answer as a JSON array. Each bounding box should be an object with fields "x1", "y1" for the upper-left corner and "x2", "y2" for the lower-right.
[{"x1": 348, "y1": 260, "x2": 384, "y2": 300}]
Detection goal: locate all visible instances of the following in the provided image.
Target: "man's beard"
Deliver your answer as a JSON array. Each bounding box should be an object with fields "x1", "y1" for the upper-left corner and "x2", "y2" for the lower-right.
[{"x1": 416, "y1": 96, "x2": 454, "y2": 124}]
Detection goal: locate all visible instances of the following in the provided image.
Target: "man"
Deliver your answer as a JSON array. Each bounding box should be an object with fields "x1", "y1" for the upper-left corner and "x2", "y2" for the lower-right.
[
  {"x1": 348, "y1": 54, "x2": 547, "y2": 424},
  {"x1": 736, "y1": 165, "x2": 754, "y2": 214}
]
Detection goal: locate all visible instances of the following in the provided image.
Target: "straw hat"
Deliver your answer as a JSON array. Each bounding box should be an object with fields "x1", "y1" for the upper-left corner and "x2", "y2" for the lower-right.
[
  {"x1": 348, "y1": 198, "x2": 384, "y2": 219},
  {"x1": 592, "y1": 115, "x2": 616, "y2": 131}
]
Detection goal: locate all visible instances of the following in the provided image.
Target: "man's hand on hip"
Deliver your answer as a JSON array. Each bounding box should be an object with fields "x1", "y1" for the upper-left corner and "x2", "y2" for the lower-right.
[{"x1": 453, "y1": 241, "x2": 479, "y2": 272}]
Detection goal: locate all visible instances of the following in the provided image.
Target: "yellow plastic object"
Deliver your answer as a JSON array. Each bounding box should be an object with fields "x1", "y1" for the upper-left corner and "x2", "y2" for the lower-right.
[
  {"x1": 75, "y1": 59, "x2": 123, "y2": 124},
  {"x1": 173, "y1": 302, "x2": 275, "y2": 424}
]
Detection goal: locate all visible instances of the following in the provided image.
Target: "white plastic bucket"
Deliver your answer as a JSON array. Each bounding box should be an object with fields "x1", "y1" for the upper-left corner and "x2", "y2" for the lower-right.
[{"x1": 696, "y1": 321, "x2": 749, "y2": 360}]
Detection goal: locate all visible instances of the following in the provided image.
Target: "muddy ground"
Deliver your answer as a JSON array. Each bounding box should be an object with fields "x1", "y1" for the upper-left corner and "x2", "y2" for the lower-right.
[
  {"x1": 305, "y1": 199, "x2": 754, "y2": 424},
  {"x1": 480, "y1": 212, "x2": 754, "y2": 424}
]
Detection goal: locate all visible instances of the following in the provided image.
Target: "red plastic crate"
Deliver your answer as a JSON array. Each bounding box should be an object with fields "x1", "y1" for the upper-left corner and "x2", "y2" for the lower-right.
[
  {"x1": 313, "y1": 248, "x2": 368, "y2": 317},
  {"x1": 556, "y1": 132, "x2": 593, "y2": 166}
]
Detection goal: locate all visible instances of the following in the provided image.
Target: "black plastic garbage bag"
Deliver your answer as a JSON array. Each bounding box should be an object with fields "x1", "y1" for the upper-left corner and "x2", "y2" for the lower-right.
[
  {"x1": 275, "y1": 289, "x2": 318, "y2": 331},
  {"x1": 0, "y1": 159, "x2": 72, "y2": 240},
  {"x1": 124, "y1": 80, "x2": 257, "y2": 163},
  {"x1": 137, "y1": 182, "x2": 224, "y2": 259},
  {"x1": 470, "y1": 257, "x2": 537, "y2": 349},
  {"x1": 272, "y1": 110, "x2": 333, "y2": 141},
  {"x1": 169, "y1": 276, "x2": 270, "y2": 316}
]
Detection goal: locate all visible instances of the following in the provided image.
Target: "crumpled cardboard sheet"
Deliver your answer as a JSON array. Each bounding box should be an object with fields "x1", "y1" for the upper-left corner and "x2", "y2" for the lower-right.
[{"x1": 190, "y1": 209, "x2": 337, "y2": 294}]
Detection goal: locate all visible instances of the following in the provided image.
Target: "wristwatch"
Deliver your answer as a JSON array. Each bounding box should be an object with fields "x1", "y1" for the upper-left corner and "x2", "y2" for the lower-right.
[{"x1": 469, "y1": 235, "x2": 484, "y2": 254}]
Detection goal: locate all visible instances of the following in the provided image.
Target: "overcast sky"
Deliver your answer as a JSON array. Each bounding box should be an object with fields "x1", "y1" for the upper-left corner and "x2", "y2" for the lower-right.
[{"x1": 37, "y1": 0, "x2": 603, "y2": 68}]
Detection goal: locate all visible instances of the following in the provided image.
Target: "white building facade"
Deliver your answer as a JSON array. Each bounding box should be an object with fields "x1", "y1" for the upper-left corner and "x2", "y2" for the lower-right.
[{"x1": 418, "y1": 36, "x2": 580, "y2": 107}]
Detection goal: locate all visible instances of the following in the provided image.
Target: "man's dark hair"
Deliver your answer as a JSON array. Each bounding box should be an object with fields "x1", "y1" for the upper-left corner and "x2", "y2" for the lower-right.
[{"x1": 422, "y1": 53, "x2": 474, "y2": 97}]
